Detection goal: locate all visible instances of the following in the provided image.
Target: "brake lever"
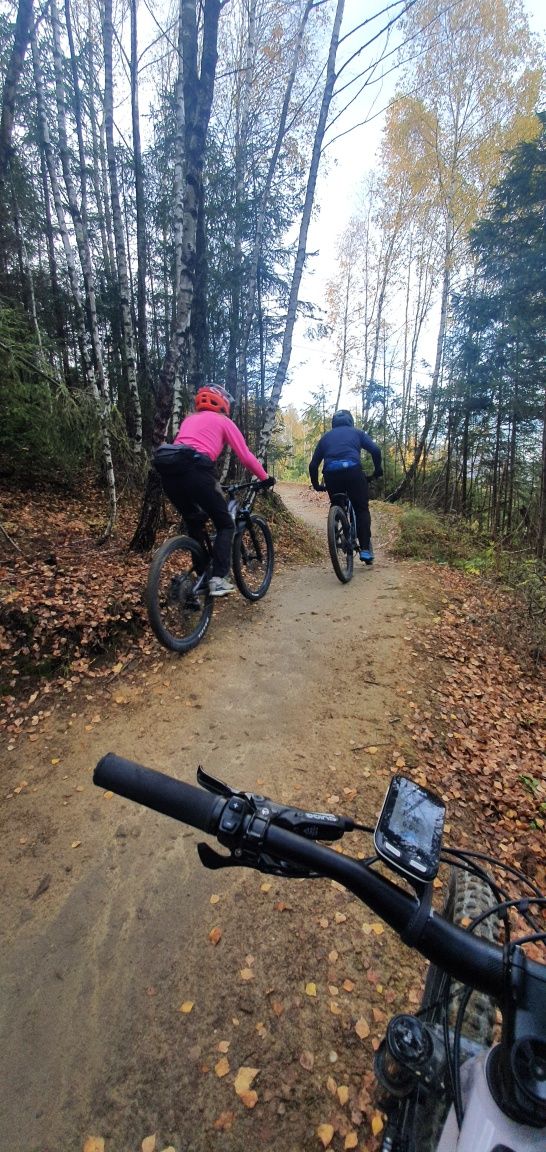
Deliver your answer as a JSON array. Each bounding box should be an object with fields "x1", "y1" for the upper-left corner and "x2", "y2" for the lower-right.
[
  {"x1": 197, "y1": 841, "x2": 319, "y2": 879},
  {"x1": 196, "y1": 768, "x2": 353, "y2": 842},
  {"x1": 196, "y1": 765, "x2": 237, "y2": 799}
]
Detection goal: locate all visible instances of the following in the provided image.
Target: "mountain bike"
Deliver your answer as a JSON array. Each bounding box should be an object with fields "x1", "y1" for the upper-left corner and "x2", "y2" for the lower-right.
[
  {"x1": 93, "y1": 754, "x2": 546, "y2": 1152},
  {"x1": 327, "y1": 491, "x2": 358, "y2": 583},
  {"x1": 146, "y1": 479, "x2": 274, "y2": 654}
]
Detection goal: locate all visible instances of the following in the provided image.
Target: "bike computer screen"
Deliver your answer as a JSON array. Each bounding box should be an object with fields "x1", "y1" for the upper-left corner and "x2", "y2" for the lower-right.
[{"x1": 374, "y1": 776, "x2": 445, "y2": 882}]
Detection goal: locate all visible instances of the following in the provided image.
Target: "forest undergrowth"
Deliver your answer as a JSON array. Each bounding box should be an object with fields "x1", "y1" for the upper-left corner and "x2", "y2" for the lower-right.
[{"x1": 0, "y1": 481, "x2": 322, "y2": 734}]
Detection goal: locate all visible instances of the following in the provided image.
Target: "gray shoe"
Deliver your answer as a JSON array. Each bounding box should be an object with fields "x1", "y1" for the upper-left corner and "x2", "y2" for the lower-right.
[{"x1": 208, "y1": 576, "x2": 235, "y2": 597}]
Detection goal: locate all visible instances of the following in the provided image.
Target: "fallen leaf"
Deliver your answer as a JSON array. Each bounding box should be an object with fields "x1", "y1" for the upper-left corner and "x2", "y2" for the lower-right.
[
  {"x1": 210, "y1": 894, "x2": 220, "y2": 905},
  {"x1": 371, "y1": 1112, "x2": 384, "y2": 1136},
  {"x1": 299, "y1": 1050, "x2": 314, "y2": 1071},
  {"x1": 208, "y1": 926, "x2": 222, "y2": 945},
  {"x1": 234, "y1": 1067, "x2": 259, "y2": 1096},
  {"x1": 305, "y1": 982, "x2": 317, "y2": 997},
  {"x1": 260, "y1": 881, "x2": 272, "y2": 893},
  {"x1": 179, "y1": 1001, "x2": 194, "y2": 1014},
  {"x1": 328, "y1": 949, "x2": 339, "y2": 963},
  {"x1": 317, "y1": 1123, "x2": 335, "y2": 1148},
  {"x1": 365, "y1": 746, "x2": 379, "y2": 754},
  {"x1": 71, "y1": 840, "x2": 81, "y2": 849},
  {"x1": 337, "y1": 1085, "x2": 349, "y2": 1105},
  {"x1": 213, "y1": 1111, "x2": 234, "y2": 1131},
  {"x1": 326, "y1": 1075, "x2": 337, "y2": 1096},
  {"x1": 83, "y1": 1140, "x2": 105, "y2": 1152},
  {"x1": 239, "y1": 1090, "x2": 258, "y2": 1109},
  {"x1": 142, "y1": 1136, "x2": 156, "y2": 1152},
  {"x1": 240, "y1": 967, "x2": 254, "y2": 981},
  {"x1": 334, "y1": 912, "x2": 346, "y2": 924},
  {"x1": 271, "y1": 1000, "x2": 284, "y2": 1016},
  {"x1": 215, "y1": 1057, "x2": 230, "y2": 1078},
  {"x1": 217, "y1": 1040, "x2": 230, "y2": 1053},
  {"x1": 343, "y1": 980, "x2": 355, "y2": 992},
  {"x1": 355, "y1": 1018, "x2": 370, "y2": 1040},
  {"x1": 344, "y1": 1133, "x2": 358, "y2": 1149}
]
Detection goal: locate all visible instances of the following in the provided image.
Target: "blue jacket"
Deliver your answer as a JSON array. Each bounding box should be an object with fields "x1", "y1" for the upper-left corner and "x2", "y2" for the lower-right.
[{"x1": 309, "y1": 426, "x2": 382, "y2": 489}]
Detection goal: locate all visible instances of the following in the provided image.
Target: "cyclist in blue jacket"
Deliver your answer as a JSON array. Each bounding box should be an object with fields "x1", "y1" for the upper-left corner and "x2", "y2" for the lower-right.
[{"x1": 309, "y1": 410, "x2": 382, "y2": 564}]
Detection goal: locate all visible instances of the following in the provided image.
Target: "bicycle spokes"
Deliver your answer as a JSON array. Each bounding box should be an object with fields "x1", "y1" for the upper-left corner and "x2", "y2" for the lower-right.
[{"x1": 146, "y1": 537, "x2": 213, "y2": 653}]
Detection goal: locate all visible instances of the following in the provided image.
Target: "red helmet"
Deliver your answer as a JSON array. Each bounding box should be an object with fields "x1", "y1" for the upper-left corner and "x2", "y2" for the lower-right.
[{"x1": 195, "y1": 384, "x2": 231, "y2": 416}]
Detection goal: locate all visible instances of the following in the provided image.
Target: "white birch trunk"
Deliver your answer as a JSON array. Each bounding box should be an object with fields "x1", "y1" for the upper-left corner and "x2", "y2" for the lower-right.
[
  {"x1": 50, "y1": 0, "x2": 117, "y2": 537},
  {"x1": 258, "y1": 0, "x2": 346, "y2": 460},
  {"x1": 103, "y1": 0, "x2": 143, "y2": 456},
  {"x1": 237, "y1": 0, "x2": 315, "y2": 403}
]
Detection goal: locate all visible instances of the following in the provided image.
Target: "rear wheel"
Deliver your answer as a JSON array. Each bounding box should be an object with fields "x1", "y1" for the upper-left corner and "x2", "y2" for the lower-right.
[
  {"x1": 232, "y1": 515, "x2": 274, "y2": 600},
  {"x1": 146, "y1": 535, "x2": 213, "y2": 653},
  {"x1": 415, "y1": 869, "x2": 501, "y2": 1150},
  {"x1": 327, "y1": 504, "x2": 353, "y2": 583}
]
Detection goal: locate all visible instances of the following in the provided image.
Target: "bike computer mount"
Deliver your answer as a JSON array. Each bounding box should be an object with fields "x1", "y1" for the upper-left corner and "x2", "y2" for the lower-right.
[
  {"x1": 195, "y1": 766, "x2": 355, "y2": 877},
  {"x1": 374, "y1": 775, "x2": 446, "y2": 884}
]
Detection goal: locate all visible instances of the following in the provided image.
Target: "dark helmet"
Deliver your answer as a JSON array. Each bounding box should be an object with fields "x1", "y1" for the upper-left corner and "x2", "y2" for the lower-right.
[{"x1": 332, "y1": 409, "x2": 354, "y2": 428}]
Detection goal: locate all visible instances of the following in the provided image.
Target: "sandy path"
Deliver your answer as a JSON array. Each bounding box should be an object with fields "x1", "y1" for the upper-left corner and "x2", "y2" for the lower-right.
[{"x1": 0, "y1": 485, "x2": 429, "y2": 1152}]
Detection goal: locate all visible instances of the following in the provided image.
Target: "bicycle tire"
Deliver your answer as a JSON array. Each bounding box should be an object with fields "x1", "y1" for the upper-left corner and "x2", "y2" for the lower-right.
[
  {"x1": 414, "y1": 869, "x2": 501, "y2": 1151},
  {"x1": 146, "y1": 535, "x2": 213, "y2": 653},
  {"x1": 232, "y1": 515, "x2": 274, "y2": 601},
  {"x1": 327, "y1": 504, "x2": 353, "y2": 583}
]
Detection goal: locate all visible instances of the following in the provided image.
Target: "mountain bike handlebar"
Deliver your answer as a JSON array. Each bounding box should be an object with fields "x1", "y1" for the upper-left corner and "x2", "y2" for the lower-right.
[
  {"x1": 94, "y1": 755, "x2": 225, "y2": 833},
  {"x1": 94, "y1": 754, "x2": 545, "y2": 1008},
  {"x1": 222, "y1": 477, "x2": 275, "y2": 494}
]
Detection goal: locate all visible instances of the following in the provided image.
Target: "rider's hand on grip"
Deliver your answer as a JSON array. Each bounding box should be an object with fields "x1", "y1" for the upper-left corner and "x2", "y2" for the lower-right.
[{"x1": 263, "y1": 476, "x2": 276, "y2": 488}]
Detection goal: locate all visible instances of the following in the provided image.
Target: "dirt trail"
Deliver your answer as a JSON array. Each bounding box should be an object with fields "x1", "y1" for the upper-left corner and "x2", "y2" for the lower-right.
[{"x1": 0, "y1": 485, "x2": 431, "y2": 1152}]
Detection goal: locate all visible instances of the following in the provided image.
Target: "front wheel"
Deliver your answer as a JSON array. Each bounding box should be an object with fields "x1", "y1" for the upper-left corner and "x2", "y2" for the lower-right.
[
  {"x1": 327, "y1": 504, "x2": 353, "y2": 583},
  {"x1": 414, "y1": 869, "x2": 501, "y2": 1151},
  {"x1": 146, "y1": 535, "x2": 213, "y2": 653},
  {"x1": 232, "y1": 515, "x2": 274, "y2": 601}
]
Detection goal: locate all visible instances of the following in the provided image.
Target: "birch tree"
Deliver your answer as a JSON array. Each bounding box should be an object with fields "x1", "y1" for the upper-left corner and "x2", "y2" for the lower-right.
[
  {"x1": 130, "y1": 0, "x2": 222, "y2": 550},
  {"x1": 0, "y1": 0, "x2": 34, "y2": 269},
  {"x1": 50, "y1": 0, "x2": 117, "y2": 536},
  {"x1": 258, "y1": 0, "x2": 346, "y2": 459},
  {"x1": 103, "y1": 0, "x2": 143, "y2": 455}
]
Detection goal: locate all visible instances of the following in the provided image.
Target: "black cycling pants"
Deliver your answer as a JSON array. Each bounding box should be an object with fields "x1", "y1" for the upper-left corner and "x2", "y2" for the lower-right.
[
  {"x1": 156, "y1": 451, "x2": 234, "y2": 577},
  {"x1": 323, "y1": 465, "x2": 371, "y2": 551}
]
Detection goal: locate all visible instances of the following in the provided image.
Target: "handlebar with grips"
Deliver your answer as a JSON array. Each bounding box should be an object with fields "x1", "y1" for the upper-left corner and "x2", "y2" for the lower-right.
[
  {"x1": 94, "y1": 753, "x2": 546, "y2": 1127},
  {"x1": 94, "y1": 754, "x2": 524, "y2": 999}
]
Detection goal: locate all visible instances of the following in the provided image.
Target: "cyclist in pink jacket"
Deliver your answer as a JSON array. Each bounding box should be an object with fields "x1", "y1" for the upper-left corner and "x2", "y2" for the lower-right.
[{"x1": 154, "y1": 385, "x2": 274, "y2": 596}]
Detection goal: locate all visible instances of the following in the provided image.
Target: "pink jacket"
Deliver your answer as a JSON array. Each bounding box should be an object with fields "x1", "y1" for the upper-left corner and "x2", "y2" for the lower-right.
[{"x1": 174, "y1": 411, "x2": 268, "y2": 481}]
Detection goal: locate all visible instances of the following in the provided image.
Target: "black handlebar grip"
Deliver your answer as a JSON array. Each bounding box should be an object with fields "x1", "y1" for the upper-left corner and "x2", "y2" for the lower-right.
[{"x1": 94, "y1": 754, "x2": 225, "y2": 834}]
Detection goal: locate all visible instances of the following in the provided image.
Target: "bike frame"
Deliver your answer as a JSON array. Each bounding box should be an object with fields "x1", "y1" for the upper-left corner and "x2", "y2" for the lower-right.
[
  {"x1": 332, "y1": 492, "x2": 358, "y2": 553},
  {"x1": 436, "y1": 1052, "x2": 544, "y2": 1152},
  {"x1": 193, "y1": 481, "x2": 261, "y2": 564}
]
